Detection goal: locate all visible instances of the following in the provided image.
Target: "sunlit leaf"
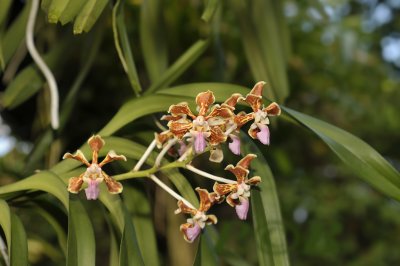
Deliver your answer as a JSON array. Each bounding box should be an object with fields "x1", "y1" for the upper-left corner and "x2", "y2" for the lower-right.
[{"x1": 0, "y1": 199, "x2": 11, "y2": 260}]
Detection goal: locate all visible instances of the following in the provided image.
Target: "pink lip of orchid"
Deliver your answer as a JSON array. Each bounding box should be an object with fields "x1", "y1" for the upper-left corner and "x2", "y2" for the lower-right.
[
  {"x1": 63, "y1": 135, "x2": 127, "y2": 200},
  {"x1": 235, "y1": 197, "x2": 250, "y2": 220},
  {"x1": 256, "y1": 124, "x2": 270, "y2": 145},
  {"x1": 228, "y1": 134, "x2": 241, "y2": 155},
  {"x1": 213, "y1": 154, "x2": 261, "y2": 220}
]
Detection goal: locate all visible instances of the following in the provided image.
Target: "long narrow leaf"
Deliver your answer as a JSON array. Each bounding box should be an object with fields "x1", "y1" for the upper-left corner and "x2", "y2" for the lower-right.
[
  {"x1": 283, "y1": 107, "x2": 400, "y2": 200},
  {"x1": 0, "y1": 200, "x2": 11, "y2": 261},
  {"x1": 140, "y1": 0, "x2": 168, "y2": 82},
  {"x1": 112, "y1": 0, "x2": 142, "y2": 95},
  {"x1": 10, "y1": 214, "x2": 28, "y2": 266},
  {"x1": 242, "y1": 138, "x2": 289, "y2": 266},
  {"x1": 73, "y1": 0, "x2": 108, "y2": 34},
  {"x1": 67, "y1": 195, "x2": 96, "y2": 266}
]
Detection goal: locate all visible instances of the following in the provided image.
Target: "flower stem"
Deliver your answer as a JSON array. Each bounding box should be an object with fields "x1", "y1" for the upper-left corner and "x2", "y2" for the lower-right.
[
  {"x1": 155, "y1": 139, "x2": 177, "y2": 167},
  {"x1": 186, "y1": 164, "x2": 236, "y2": 184},
  {"x1": 26, "y1": 0, "x2": 59, "y2": 129},
  {"x1": 149, "y1": 174, "x2": 195, "y2": 209},
  {"x1": 0, "y1": 235, "x2": 9, "y2": 266},
  {"x1": 133, "y1": 139, "x2": 156, "y2": 171}
]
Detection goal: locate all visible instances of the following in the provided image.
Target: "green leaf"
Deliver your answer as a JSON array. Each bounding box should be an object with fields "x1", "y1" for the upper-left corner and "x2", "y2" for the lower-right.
[
  {"x1": 140, "y1": 0, "x2": 168, "y2": 82},
  {"x1": 48, "y1": 0, "x2": 71, "y2": 23},
  {"x1": 123, "y1": 186, "x2": 160, "y2": 266},
  {"x1": 0, "y1": 200, "x2": 11, "y2": 260},
  {"x1": 67, "y1": 195, "x2": 96, "y2": 266},
  {"x1": 0, "y1": 171, "x2": 69, "y2": 210},
  {"x1": 73, "y1": 0, "x2": 108, "y2": 34},
  {"x1": 242, "y1": 138, "x2": 289, "y2": 266},
  {"x1": 99, "y1": 94, "x2": 192, "y2": 136},
  {"x1": 2, "y1": 39, "x2": 70, "y2": 109},
  {"x1": 10, "y1": 213, "x2": 28, "y2": 266},
  {"x1": 112, "y1": 0, "x2": 142, "y2": 95},
  {"x1": 0, "y1": 0, "x2": 12, "y2": 28},
  {"x1": 283, "y1": 107, "x2": 400, "y2": 200},
  {"x1": 231, "y1": 0, "x2": 289, "y2": 102},
  {"x1": 1, "y1": 1, "x2": 31, "y2": 68},
  {"x1": 59, "y1": 0, "x2": 86, "y2": 25},
  {"x1": 201, "y1": 0, "x2": 219, "y2": 23},
  {"x1": 195, "y1": 230, "x2": 219, "y2": 266},
  {"x1": 145, "y1": 39, "x2": 210, "y2": 95}
]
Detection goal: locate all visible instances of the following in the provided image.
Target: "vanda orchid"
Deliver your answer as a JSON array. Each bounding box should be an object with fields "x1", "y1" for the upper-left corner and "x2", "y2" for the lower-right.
[
  {"x1": 63, "y1": 135, "x2": 126, "y2": 200},
  {"x1": 62, "y1": 82, "x2": 280, "y2": 243}
]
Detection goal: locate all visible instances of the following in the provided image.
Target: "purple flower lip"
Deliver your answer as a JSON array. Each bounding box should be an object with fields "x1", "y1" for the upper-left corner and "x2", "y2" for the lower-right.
[
  {"x1": 256, "y1": 124, "x2": 270, "y2": 145},
  {"x1": 85, "y1": 179, "x2": 100, "y2": 200},
  {"x1": 228, "y1": 135, "x2": 241, "y2": 155},
  {"x1": 235, "y1": 198, "x2": 249, "y2": 220},
  {"x1": 185, "y1": 223, "x2": 201, "y2": 243},
  {"x1": 194, "y1": 131, "x2": 207, "y2": 153}
]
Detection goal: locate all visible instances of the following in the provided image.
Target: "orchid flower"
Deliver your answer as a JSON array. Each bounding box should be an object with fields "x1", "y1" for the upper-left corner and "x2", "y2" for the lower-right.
[
  {"x1": 174, "y1": 188, "x2": 218, "y2": 243},
  {"x1": 63, "y1": 135, "x2": 126, "y2": 200},
  {"x1": 165, "y1": 91, "x2": 233, "y2": 158},
  {"x1": 244, "y1": 82, "x2": 281, "y2": 145},
  {"x1": 213, "y1": 154, "x2": 261, "y2": 220}
]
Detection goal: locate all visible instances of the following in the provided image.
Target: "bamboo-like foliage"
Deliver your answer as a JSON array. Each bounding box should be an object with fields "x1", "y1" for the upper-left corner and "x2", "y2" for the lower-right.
[{"x1": 0, "y1": 0, "x2": 399, "y2": 265}]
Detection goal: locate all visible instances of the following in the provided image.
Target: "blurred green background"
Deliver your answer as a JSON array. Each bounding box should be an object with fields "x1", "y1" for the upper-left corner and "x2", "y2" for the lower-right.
[{"x1": 1, "y1": 0, "x2": 400, "y2": 265}]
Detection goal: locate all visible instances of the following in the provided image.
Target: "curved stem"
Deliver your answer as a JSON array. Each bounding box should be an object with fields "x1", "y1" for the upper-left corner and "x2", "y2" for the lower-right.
[
  {"x1": 149, "y1": 174, "x2": 195, "y2": 209},
  {"x1": 26, "y1": 0, "x2": 59, "y2": 129},
  {"x1": 155, "y1": 139, "x2": 177, "y2": 167},
  {"x1": 186, "y1": 164, "x2": 236, "y2": 184},
  {"x1": 133, "y1": 139, "x2": 156, "y2": 171}
]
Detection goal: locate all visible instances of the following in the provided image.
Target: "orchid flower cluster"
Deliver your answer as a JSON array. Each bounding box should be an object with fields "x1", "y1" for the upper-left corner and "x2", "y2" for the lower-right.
[{"x1": 63, "y1": 82, "x2": 281, "y2": 243}]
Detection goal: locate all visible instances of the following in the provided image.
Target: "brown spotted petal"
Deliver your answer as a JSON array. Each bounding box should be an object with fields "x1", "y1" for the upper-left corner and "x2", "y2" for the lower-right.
[
  {"x1": 263, "y1": 102, "x2": 281, "y2": 116},
  {"x1": 234, "y1": 112, "x2": 254, "y2": 129},
  {"x1": 208, "y1": 126, "x2": 227, "y2": 146},
  {"x1": 226, "y1": 194, "x2": 239, "y2": 207},
  {"x1": 223, "y1": 93, "x2": 244, "y2": 110},
  {"x1": 102, "y1": 171, "x2": 123, "y2": 194},
  {"x1": 68, "y1": 174, "x2": 84, "y2": 193},
  {"x1": 168, "y1": 120, "x2": 193, "y2": 139},
  {"x1": 245, "y1": 93, "x2": 262, "y2": 112},
  {"x1": 237, "y1": 154, "x2": 257, "y2": 170},
  {"x1": 160, "y1": 114, "x2": 184, "y2": 121},
  {"x1": 248, "y1": 124, "x2": 259, "y2": 140},
  {"x1": 196, "y1": 91, "x2": 215, "y2": 116},
  {"x1": 88, "y1": 135, "x2": 105, "y2": 152},
  {"x1": 99, "y1": 150, "x2": 127, "y2": 167},
  {"x1": 205, "y1": 214, "x2": 218, "y2": 225},
  {"x1": 213, "y1": 182, "x2": 236, "y2": 197},
  {"x1": 196, "y1": 188, "x2": 213, "y2": 212},
  {"x1": 175, "y1": 200, "x2": 197, "y2": 216},
  {"x1": 206, "y1": 105, "x2": 233, "y2": 119},
  {"x1": 209, "y1": 146, "x2": 224, "y2": 163},
  {"x1": 168, "y1": 103, "x2": 196, "y2": 119},
  {"x1": 62, "y1": 150, "x2": 90, "y2": 166},
  {"x1": 155, "y1": 131, "x2": 174, "y2": 148},
  {"x1": 249, "y1": 81, "x2": 266, "y2": 96},
  {"x1": 225, "y1": 164, "x2": 249, "y2": 183},
  {"x1": 247, "y1": 176, "x2": 262, "y2": 185}
]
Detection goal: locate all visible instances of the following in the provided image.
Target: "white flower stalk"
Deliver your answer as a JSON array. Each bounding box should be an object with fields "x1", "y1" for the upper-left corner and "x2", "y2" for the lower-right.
[
  {"x1": 149, "y1": 174, "x2": 195, "y2": 209},
  {"x1": 26, "y1": 0, "x2": 59, "y2": 129},
  {"x1": 155, "y1": 139, "x2": 177, "y2": 167},
  {"x1": 133, "y1": 139, "x2": 157, "y2": 171},
  {"x1": 186, "y1": 164, "x2": 236, "y2": 184}
]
